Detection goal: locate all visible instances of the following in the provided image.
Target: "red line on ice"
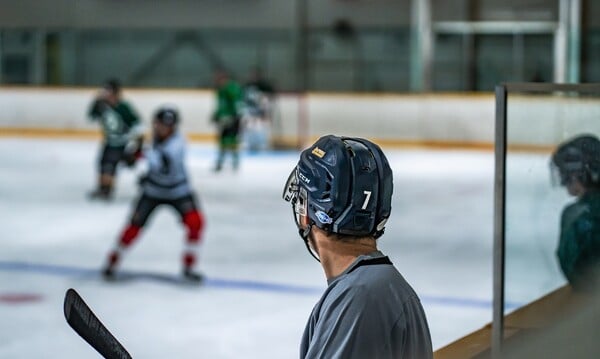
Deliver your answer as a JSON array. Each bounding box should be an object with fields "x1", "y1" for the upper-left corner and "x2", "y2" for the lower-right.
[{"x1": 0, "y1": 293, "x2": 43, "y2": 304}]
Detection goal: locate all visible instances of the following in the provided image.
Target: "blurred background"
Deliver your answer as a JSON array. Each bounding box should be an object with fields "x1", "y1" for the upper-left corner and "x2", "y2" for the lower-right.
[{"x1": 0, "y1": 0, "x2": 596, "y2": 91}]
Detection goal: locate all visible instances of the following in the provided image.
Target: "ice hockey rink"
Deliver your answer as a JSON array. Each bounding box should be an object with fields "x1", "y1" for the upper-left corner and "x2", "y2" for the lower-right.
[{"x1": 0, "y1": 136, "x2": 567, "y2": 358}]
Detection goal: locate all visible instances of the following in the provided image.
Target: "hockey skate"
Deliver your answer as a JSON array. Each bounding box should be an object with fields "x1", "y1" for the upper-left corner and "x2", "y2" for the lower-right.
[
  {"x1": 183, "y1": 268, "x2": 204, "y2": 283},
  {"x1": 101, "y1": 265, "x2": 117, "y2": 281},
  {"x1": 88, "y1": 188, "x2": 113, "y2": 201}
]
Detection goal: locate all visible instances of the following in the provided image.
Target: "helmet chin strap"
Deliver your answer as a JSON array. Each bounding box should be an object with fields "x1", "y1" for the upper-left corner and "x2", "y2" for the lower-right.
[{"x1": 298, "y1": 222, "x2": 320, "y2": 262}]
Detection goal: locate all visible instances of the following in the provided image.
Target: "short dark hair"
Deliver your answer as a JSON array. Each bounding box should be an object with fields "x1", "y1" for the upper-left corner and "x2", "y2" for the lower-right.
[
  {"x1": 103, "y1": 78, "x2": 121, "y2": 94},
  {"x1": 552, "y1": 134, "x2": 600, "y2": 188}
]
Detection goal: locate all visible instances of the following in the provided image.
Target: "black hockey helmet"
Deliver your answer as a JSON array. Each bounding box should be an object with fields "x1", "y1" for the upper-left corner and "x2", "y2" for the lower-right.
[
  {"x1": 551, "y1": 134, "x2": 600, "y2": 187},
  {"x1": 283, "y1": 135, "x2": 393, "y2": 250},
  {"x1": 154, "y1": 107, "x2": 179, "y2": 127}
]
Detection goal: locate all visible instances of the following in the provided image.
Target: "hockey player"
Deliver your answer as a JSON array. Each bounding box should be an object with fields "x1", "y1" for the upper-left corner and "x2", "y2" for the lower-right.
[
  {"x1": 551, "y1": 134, "x2": 600, "y2": 292},
  {"x1": 282, "y1": 135, "x2": 432, "y2": 358},
  {"x1": 241, "y1": 67, "x2": 276, "y2": 152},
  {"x1": 211, "y1": 69, "x2": 244, "y2": 171},
  {"x1": 102, "y1": 107, "x2": 205, "y2": 282},
  {"x1": 88, "y1": 79, "x2": 144, "y2": 200}
]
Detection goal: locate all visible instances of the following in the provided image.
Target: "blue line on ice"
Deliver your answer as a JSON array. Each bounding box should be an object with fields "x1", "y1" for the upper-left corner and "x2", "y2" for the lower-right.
[{"x1": 0, "y1": 260, "x2": 521, "y2": 309}]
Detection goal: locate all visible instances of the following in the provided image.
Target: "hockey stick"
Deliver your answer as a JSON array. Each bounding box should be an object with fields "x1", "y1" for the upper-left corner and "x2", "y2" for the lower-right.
[{"x1": 63, "y1": 288, "x2": 132, "y2": 359}]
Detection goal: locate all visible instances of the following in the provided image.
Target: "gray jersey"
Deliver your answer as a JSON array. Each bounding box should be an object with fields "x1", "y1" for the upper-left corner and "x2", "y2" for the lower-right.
[
  {"x1": 300, "y1": 251, "x2": 432, "y2": 359},
  {"x1": 142, "y1": 132, "x2": 192, "y2": 200}
]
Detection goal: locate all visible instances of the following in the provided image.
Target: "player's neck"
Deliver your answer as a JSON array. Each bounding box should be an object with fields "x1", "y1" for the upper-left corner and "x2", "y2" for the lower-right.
[{"x1": 313, "y1": 231, "x2": 377, "y2": 280}]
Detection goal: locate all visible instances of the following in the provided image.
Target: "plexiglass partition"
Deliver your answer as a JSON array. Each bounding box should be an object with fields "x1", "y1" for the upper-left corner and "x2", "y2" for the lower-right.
[{"x1": 493, "y1": 83, "x2": 600, "y2": 357}]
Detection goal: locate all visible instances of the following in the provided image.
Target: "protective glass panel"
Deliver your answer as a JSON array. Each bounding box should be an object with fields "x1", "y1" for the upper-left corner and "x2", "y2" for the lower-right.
[{"x1": 504, "y1": 86, "x2": 600, "y2": 314}]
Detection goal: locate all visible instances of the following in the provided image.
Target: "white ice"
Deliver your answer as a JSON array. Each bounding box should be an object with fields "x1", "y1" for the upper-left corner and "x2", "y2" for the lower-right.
[{"x1": 0, "y1": 137, "x2": 567, "y2": 358}]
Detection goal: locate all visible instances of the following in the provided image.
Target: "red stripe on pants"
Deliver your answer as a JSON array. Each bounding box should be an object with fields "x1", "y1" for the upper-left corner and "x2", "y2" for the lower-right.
[
  {"x1": 183, "y1": 211, "x2": 204, "y2": 242},
  {"x1": 120, "y1": 225, "x2": 141, "y2": 246}
]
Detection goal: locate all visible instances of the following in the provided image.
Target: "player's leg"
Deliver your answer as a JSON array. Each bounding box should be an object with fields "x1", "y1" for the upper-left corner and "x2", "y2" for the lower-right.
[
  {"x1": 232, "y1": 116, "x2": 241, "y2": 169},
  {"x1": 102, "y1": 194, "x2": 159, "y2": 278},
  {"x1": 242, "y1": 115, "x2": 257, "y2": 152},
  {"x1": 224, "y1": 119, "x2": 241, "y2": 170},
  {"x1": 214, "y1": 128, "x2": 227, "y2": 172},
  {"x1": 257, "y1": 117, "x2": 270, "y2": 151},
  {"x1": 173, "y1": 194, "x2": 205, "y2": 281},
  {"x1": 89, "y1": 144, "x2": 111, "y2": 199},
  {"x1": 90, "y1": 145, "x2": 123, "y2": 200}
]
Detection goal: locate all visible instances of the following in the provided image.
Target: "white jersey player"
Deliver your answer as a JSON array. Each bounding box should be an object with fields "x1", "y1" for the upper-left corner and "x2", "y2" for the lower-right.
[{"x1": 102, "y1": 107, "x2": 205, "y2": 282}]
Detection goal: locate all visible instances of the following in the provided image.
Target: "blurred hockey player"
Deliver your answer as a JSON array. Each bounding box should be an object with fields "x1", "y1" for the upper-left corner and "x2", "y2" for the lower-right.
[
  {"x1": 551, "y1": 134, "x2": 600, "y2": 292},
  {"x1": 241, "y1": 67, "x2": 276, "y2": 152},
  {"x1": 102, "y1": 107, "x2": 205, "y2": 282},
  {"x1": 211, "y1": 69, "x2": 244, "y2": 171},
  {"x1": 283, "y1": 135, "x2": 432, "y2": 358},
  {"x1": 88, "y1": 79, "x2": 144, "y2": 200}
]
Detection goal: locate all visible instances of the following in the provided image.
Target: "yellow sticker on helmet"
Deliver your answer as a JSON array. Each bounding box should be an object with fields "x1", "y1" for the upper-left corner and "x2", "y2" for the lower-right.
[{"x1": 312, "y1": 147, "x2": 326, "y2": 158}]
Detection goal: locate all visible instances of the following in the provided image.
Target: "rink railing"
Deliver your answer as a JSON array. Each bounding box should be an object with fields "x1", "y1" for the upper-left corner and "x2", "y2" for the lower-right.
[{"x1": 1, "y1": 86, "x2": 495, "y2": 149}]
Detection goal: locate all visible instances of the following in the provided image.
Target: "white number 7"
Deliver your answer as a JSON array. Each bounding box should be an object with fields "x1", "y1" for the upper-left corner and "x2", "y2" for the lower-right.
[{"x1": 362, "y1": 191, "x2": 372, "y2": 209}]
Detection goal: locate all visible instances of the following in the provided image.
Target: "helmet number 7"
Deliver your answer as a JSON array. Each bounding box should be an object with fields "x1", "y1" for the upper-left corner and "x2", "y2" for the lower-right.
[{"x1": 362, "y1": 191, "x2": 372, "y2": 210}]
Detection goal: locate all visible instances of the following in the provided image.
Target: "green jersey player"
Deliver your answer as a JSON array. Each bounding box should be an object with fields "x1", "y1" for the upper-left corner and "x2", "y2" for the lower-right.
[
  {"x1": 88, "y1": 79, "x2": 143, "y2": 200},
  {"x1": 551, "y1": 134, "x2": 600, "y2": 292},
  {"x1": 211, "y1": 69, "x2": 244, "y2": 171}
]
